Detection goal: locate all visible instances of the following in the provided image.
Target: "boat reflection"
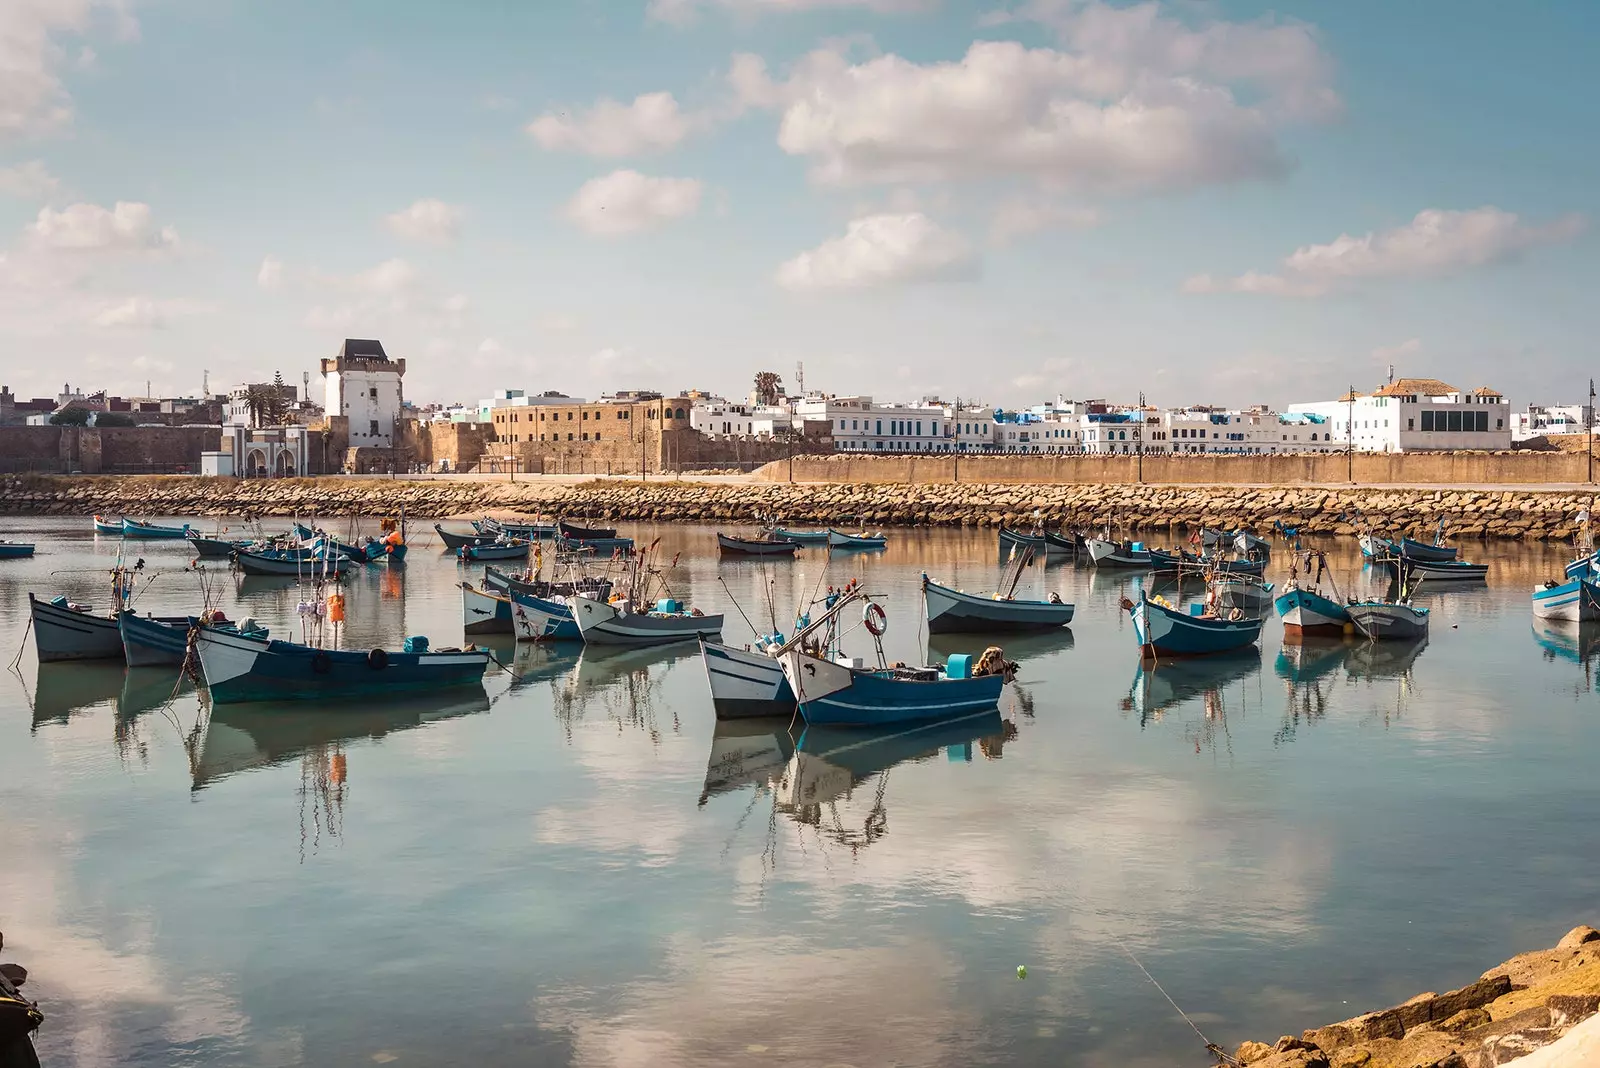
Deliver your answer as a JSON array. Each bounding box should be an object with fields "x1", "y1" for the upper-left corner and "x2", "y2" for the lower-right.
[
  {"x1": 1344, "y1": 636, "x2": 1429, "y2": 679},
  {"x1": 772, "y1": 711, "x2": 1009, "y2": 852},
  {"x1": 505, "y1": 639, "x2": 582, "y2": 691},
  {"x1": 1531, "y1": 620, "x2": 1600, "y2": 694},
  {"x1": 554, "y1": 644, "x2": 693, "y2": 739},
  {"x1": 1273, "y1": 639, "x2": 1348, "y2": 747},
  {"x1": 699, "y1": 717, "x2": 795, "y2": 807},
  {"x1": 926, "y1": 628, "x2": 1075, "y2": 667},
  {"x1": 1122, "y1": 652, "x2": 1261, "y2": 729},
  {"x1": 31, "y1": 660, "x2": 124, "y2": 728}
]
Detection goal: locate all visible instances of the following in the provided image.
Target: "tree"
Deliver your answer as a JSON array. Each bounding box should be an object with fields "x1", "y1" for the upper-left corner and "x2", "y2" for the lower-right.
[
  {"x1": 264, "y1": 371, "x2": 292, "y2": 425},
  {"x1": 49, "y1": 406, "x2": 90, "y2": 426},
  {"x1": 753, "y1": 371, "x2": 782, "y2": 407},
  {"x1": 243, "y1": 385, "x2": 267, "y2": 428}
]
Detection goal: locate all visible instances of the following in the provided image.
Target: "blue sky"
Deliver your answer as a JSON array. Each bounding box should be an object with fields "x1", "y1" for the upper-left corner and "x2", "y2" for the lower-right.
[{"x1": 0, "y1": 0, "x2": 1595, "y2": 411}]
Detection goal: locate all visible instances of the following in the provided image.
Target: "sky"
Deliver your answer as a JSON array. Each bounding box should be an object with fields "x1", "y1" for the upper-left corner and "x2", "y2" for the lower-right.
[{"x1": 0, "y1": 0, "x2": 1596, "y2": 412}]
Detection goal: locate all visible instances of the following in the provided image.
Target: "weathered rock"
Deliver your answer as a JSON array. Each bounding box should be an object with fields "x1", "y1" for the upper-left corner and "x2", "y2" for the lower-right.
[
  {"x1": 1545, "y1": 993, "x2": 1600, "y2": 1029},
  {"x1": 1557, "y1": 926, "x2": 1600, "y2": 951},
  {"x1": 1437, "y1": 1008, "x2": 1491, "y2": 1034},
  {"x1": 1251, "y1": 1050, "x2": 1330, "y2": 1068},
  {"x1": 1235, "y1": 1040, "x2": 1276, "y2": 1064}
]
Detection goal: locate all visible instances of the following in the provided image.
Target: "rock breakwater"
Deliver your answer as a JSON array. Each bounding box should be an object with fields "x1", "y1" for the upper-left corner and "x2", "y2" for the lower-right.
[
  {"x1": 1234, "y1": 925, "x2": 1600, "y2": 1068},
  {"x1": 0, "y1": 476, "x2": 1594, "y2": 542}
]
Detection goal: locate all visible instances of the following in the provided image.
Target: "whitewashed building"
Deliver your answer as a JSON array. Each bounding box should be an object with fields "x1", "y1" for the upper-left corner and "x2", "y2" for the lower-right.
[
  {"x1": 1512, "y1": 403, "x2": 1595, "y2": 441},
  {"x1": 690, "y1": 400, "x2": 792, "y2": 439},
  {"x1": 943, "y1": 405, "x2": 998, "y2": 450},
  {"x1": 1288, "y1": 378, "x2": 1511, "y2": 452},
  {"x1": 794, "y1": 395, "x2": 947, "y2": 452},
  {"x1": 321, "y1": 339, "x2": 405, "y2": 449},
  {"x1": 1163, "y1": 406, "x2": 1337, "y2": 454}
]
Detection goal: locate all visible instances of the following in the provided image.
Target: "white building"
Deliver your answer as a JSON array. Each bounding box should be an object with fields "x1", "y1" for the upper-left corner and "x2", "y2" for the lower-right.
[
  {"x1": 690, "y1": 401, "x2": 791, "y2": 439},
  {"x1": 1288, "y1": 378, "x2": 1511, "y2": 452},
  {"x1": 1163, "y1": 406, "x2": 1338, "y2": 454},
  {"x1": 793, "y1": 395, "x2": 948, "y2": 452},
  {"x1": 472, "y1": 389, "x2": 582, "y2": 424},
  {"x1": 943, "y1": 405, "x2": 998, "y2": 450},
  {"x1": 1512, "y1": 403, "x2": 1595, "y2": 441},
  {"x1": 1079, "y1": 411, "x2": 1151, "y2": 454},
  {"x1": 321, "y1": 339, "x2": 406, "y2": 449}
]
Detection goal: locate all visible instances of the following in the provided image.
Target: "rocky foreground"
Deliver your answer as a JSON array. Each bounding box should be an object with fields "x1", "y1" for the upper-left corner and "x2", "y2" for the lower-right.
[
  {"x1": 0, "y1": 475, "x2": 1595, "y2": 541},
  {"x1": 1236, "y1": 926, "x2": 1600, "y2": 1068}
]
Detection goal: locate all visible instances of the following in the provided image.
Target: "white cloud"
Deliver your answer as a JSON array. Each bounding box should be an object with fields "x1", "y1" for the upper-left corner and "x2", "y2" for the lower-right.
[
  {"x1": 90, "y1": 296, "x2": 206, "y2": 329},
  {"x1": 988, "y1": 195, "x2": 1100, "y2": 244},
  {"x1": 649, "y1": 0, "x2": 932, "y2": 24},
  {"x1": 255, "y1": 255, "x2": 283, "y2": 290},
  {"x1": 564, "y1": 170, "x2": 703, "y2": 236},
  {"x1": 0, "y1": 0, "x2": 136, "y2": 139},
  {"x1": 776, "y1": 212, "x2": 976, "y2": 291},
  {"x1": 1184, "y1": 207, "x2": 1588, "y2": 297},
  {"x1": 382, "y1": 198, "x2": 463, "y2": 243},
  {"x1": 297, "y1": 257, "x2": 468, "y2": 333},
  {"x1": 27, "y1": 201, "x2": 180, "y2": 252},
  {"x1": 1371, "y1": 338, "x2": 1421, "y2": 364},
  {"x1": 739, "y1": 39, "x2": 1291, "y2": 193},
  {"x1": 527, "y1": 92, "x2": 694, "y2": 157},
  {"x1": 0, "y1": 160, "x2": 60, "y2": 199}
]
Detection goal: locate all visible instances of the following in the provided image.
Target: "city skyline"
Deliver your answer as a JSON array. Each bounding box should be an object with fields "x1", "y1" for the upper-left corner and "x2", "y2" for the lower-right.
[{"x1": 0, "y1": 1, "x2": 1595, "y2": 410}]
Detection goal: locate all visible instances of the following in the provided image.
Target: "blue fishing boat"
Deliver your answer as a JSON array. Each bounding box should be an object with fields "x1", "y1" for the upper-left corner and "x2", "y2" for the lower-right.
[
  {"x1": 777, "y1": 648, "x2": 1007, "y2": 727},
  {"x1": 482, "y1": 566, "x2": 612, "y2": 603},
  {"x1": 921, "y1": 573, "x2": 1074, "y2": 633},
  {"x1": 1399, "y1": 536, "x2": 1457, "y2": 563},
  {"x1": 122, "y1": 517, "x2": 191, "y2": 539},
  {"x1": 192, "y1": 627, "x2": 491, "y2": 704},
  {"x1": 29, "y1": 593, "x2": 130, "y2": 661},
  {"x1": 118, "y1": 610, "x2": 269, "y2": 668},
  {"x1": 1086, "y1": 536, "x2": 1153, "y2": 568},
  {"x1": 1123, "y1": 592, "x2": 1264, "y2": 658},
  {"x1": 93, "y1": 514, "x2": 123, "y2": 535},
  {"x1": 460, "y1": 539, "x2": 531, "y2": 562},
  {"x1": 187, "y1": 533, "x2": 246, "y2": 558},
  {"x1": 233, "y1": 545, "x2": 353, "y2": 577},
  {"x1": 1565, "y1": 553, "x2": 1598, "y2": 580},
  {"x1": 1383, "y1": 556, "x2": 1488, "y2": 583},
  {"x1": 0, "y1": 541, "x2": 36, "y2": 559},
  {"x1": 1275, "y1": 584, "x2": 1351, "y2": 636},
  {"x1": 510, "y1": 588, "x2": 583, "y2": 641},
  {"x1": 998, "y1": 527, "x2": 1072, "y2": 559},
  {"x1": 558, "y1": 519, "x2": 618, "y2": 541},
  {"x1": 1531, "y1": 577, "x2": 1600, "y2": 623},
  {"x1": 827, "y1": 528, "x2": 887, "y2": 550},
  {"x1": 556, "y1": 535, "x2": 634, "y2": 556},
  {"x1": 434, "y1": 524, "x2": 497, "y2": 551},
  {"x1": 767, "y1": 526, "x2": 832, "y2": 545}
]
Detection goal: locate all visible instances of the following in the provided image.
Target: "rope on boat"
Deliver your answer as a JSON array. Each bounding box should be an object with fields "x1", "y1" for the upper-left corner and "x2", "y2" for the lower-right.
[
  {"x1": 1107, "y1": 933, "x2": 1239, "y2": 1066},
  {"x1": 8, "y1": 616, "x2": 32, "y2": 672}
]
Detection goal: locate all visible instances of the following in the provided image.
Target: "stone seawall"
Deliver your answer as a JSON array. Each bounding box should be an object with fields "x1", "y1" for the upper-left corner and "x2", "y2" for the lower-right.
[{"x1": 1, "y1": 475, "x2": 1594, "y2": 542}]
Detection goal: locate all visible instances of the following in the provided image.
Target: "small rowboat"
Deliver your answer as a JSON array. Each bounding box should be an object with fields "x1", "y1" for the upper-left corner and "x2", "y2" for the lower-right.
[
  {"x1": 1086, "y1": 538, "x2": 1153, "y2": 568},
  {"x1": 922, "y1": 574, "x2": 1074, "y2": 633},
  {"x1": 1399, "y1": 536, "x2": 1457, "y2": 563},
  {"x1": 187, "y1": 533, "x2": 244, "y2": 558},
  {"x1": 827, "y1": 528, "x2": 887, "y2": 550},
  {"x1": 777, "y1": 648, "x2": 1006, "y2": 727},
  {"x1": 234, "y1": 546, "x2": 353, "y2": 577},
  {"x1": 558, "y1": 520, "x2": 617, "y2": 541},
  {"x1": 1275, "y1": 583, "x2": 1351, "y2": 636},
  {"x1": 475, "y1": 518, "x2": 558, "y2": 540},
  {"x1": 1348, "y1": 601, "x2": 1430, "y2": 640},
  {"x1": 572, "y1": 595, "x2": 723, "y2": 647},
  {"x1": 93, "y1": 514, "x2": 123, "y2": 535},
  {"x1": 1359, "y1": 534, "x2": 1396, "y2": 559},
  {"x1": 433, "y1": 524, "x2": 497, "y2": 551},
  {"x1": 118, "y1": 611, "x2": 269, "y2": 667},
  {"x1": 193, "y1": 628, "x2": 491, "y2": 705},
  {"x1": 1210, "y1": 574, "x2": 1275, "y2": 614},
  {"x1": 556, "y1": 535, "x2": 634, "y2": 556},
  {"x1": 1124, "y1": 592, "x2": 1263, "y2": 659},
  {"x1": 1384, "y1": 556, "x2": 1489, "y2": 583},
  {"x1": 459, "y1": 540, "x2": 532, "y2": 562},
  {"x1": 29, "y1": 593, "x2": 139, "y2": 661},
  {"x1": 122, "y1": 517, "x2": 191, "y2": 539},
  {"x1": 767, "y1": 527, "x2": 831, "y2": 545},
  {"x1": 716, "y1": 532, "x2": 799, "y2": 557},
  {"x1": 1564, "y1": 552, "x2": 1598, "y2": 580},
  {"x1": 1531, "y1": 577, "x2": 1600, "y2": 623},
  {"x1": 482, "y1": 567, "x2": 612, "y2": 602},
  {"x1": 0, "y1": 541, "x2": 36, "y2": 559},
  {"x1": 998, "y1": 527, "x2": 1073, "y2": 558}
]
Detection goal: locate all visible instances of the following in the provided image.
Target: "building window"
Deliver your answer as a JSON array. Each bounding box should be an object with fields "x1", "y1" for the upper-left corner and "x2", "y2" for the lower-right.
[
  {"x1": 1448, "y1": 410, "x2": 1462, "y2": 432},
  {"x1": 582, "y1": 433, "x2": 588, "y2": 441},
  {"x1": 369, "y1": 420, "x2": 379, "y2": 437},
  {"x1": 1421, "y1": 410, "x2": 1434, "y2": 431},
  {"x1": 583, "y1": 411, "x2": 589, "y2": 420},
  {"x1": 1476, "y1": 411, "x2": 1488, "y2": 432},
  {"x1": 1407, "y1": 419, "x2": 1414, "y2": 431},
  {"x1": 369, "y1": 388, "x2": 377, "y2": 398},
  {"x1": 676, "y1": 407, "x2": 686, "y2": 419},
  {"x1": 567, "y1": 433, "x2": 574, "y2": 441}
]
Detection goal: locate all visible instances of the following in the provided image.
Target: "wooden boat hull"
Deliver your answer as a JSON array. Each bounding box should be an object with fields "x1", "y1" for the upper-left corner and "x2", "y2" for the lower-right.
[
  {"x1": 460, "y1": 541, "x2": 531, "y2": 562},
  {"x1": 234, "y1": 548, "x2": 352, "y2": 577},
  {"x1": 187, "y1": 534, "x2": 241, "y2": 557},
  {"x1": 1385, "y1": 557, "x2": 1489, "y2": 582},
  {"x1": 433, "y1": 524, "x2": 496, "y2": 551},
  {"x1": 93, "y1": 515, "x2": 123, "y2": 535},
  {"x1": 461, "y1": 583, "x2": 514, "y2": 635},
  {"x1": 768, "y1": 527, "x2": 831, "y2": 545},
  {"x1": 922, "y1": 575, "x2": 1074, "y2": 633},
  {"x1": 556, "y1": 535, "x2": 634, "y2": 556},
  {"x1": 193, "y1": 627, "x2": 491, "y2": 704},
  {"x1": 998, "y1": 528, "x2": 1071, "y2": 558},
  {"x1": 0, "y1": 542, "x2": 35, "y2": 559},
  {"x1": 1086, "y1": 538, "x2": 1152, "y2": 568},
  {"x1": 716, "y1": 533, "x2": 799, "y2": 557},
  {"x1": 827, "y1": 529, "x2": 887, "y2": 550},
  {"x1": 1274, "y1": 585, "x2": 1352, "y2": 635},
  {"x1": 29, "y1": 593, "x2": 122, "y2": 662},
  {"x1": 558, "y1": 520, "x2": 617, "y2": 541},
  {"x1": 1348, "y1": 602, "x2": 1430, "y2": 640},
  {"x1": 119, "y1": 612, "x2": 266, "y2": 667},
  {"x1": 122, "y1": 518, "x2": 191, "y2": 539},
  {"x1": 700, "y1": 640, "x2": 794, "y2": 719},
  {"x1": 572, "y1": 596, "x2": 724, "y2": 647},
  {"x1": 1400, "y1": 537, "x2": 1458, "y2": 562},
  {"x1": 510, "y1": 589, "x2": 581, "y2": 641},
  {"x1": 1531, "y1": 578, "x2": 1600, "y2": 623},
  {"x1": 777, "y1": 649, "x2": 1004, "y2": 727},
  {"x1": 1129, "y1": 594, "x2": 1263, "y2": 658}
]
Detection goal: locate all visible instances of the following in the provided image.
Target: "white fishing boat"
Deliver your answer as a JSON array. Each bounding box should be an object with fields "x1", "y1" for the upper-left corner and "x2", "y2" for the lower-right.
[
  {"x1": 1347, "y1": 601, "x2": 1430, "y2": 641},
  {"x1": 699, "y1": 639, "x2": 793, "y2": 718},
  {"x1": 573, "y1": 596, "x2": 724, "y2": 647},
  {"x1": 1531, "y1": 577, "x2": 1600, "y2": 623}
]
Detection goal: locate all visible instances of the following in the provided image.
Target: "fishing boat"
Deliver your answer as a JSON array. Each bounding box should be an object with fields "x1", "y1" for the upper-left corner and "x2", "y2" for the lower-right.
[
  {"x1": 1565, "y1": 553, "x2": 1598, "y2": 581},
  {"x1": 777, "y1": 646, "x2": 1007, "y2": 727},
  {"x1": 192, "y1": 628, "x2": 491, "y2": 704},
  {"x1": 93, "y1": 514, "x2": 123, "y2": 535},
  {"x1": 1347, "y1": 600, "x2": 1430, "y2": 641},
  {"x1": 558, "y1": 519, "x2": 617, "y2": 541},
  {"x1": 1149, "y1": 548, "x2": 1266, "y2": 577},
  {"x1": 475, "y1": 517, "x2": 558, "y2": 540},
  {"x1": 1359, "y1": 533, "x2": 1396, "y2": 559},
  {"x1": 433, "y1": 523, "x2": 497, "y2": 551},
  {"x1": 461, "y1": 582, "x2": 515, "y2": 635},
  {"x1": 1531, "y1": 577, "x2": 1600, "y2": 623},
  {"x1": 118, "y1": 610, "x2": 268, "y2": 668},
  {"x1": 572, "y1": 595, "x2": 723, "y2": 647},
  {"x1": 556, "y1": 534, "x2": 635, "y2": 556},
  {"x1": 233, "y1": 546, "x2": 353, "y2": 578},
  {"x1": 700, "y1": 639, "x2": 795, "y2": 719},
  {"x1": 1201, "y1": 528, "x2": 1270, "y2": 556},
  {"x1": 1383, "y1": 556, "x2": 1489, "y2": 583},
  {"x1": 767, "y1": 526, "x2": 832, "y2": 545},
  {"x1": 28, "y1": 593, "x2": 131, "y2": 661},
  {"x1": 716, "y1": 532, "x2": 800, "y2": 557},
  {"x1": 186, "y1": 533, "x2": 243, "y2": 557},
  {"x1": 509, "y1": 588, "x2": 583, "y2": 641},
  {"x1": 826, "y1": 528, "x2": 887, "y2": 550},
  {"x1": 1210, "y1": 574, "x2": 1275, "y2": 614},
  {"x1": 997, "y1": 527, "x2": 1073, "y2": 559},
  {"x1": 921, "y1": 573, "x2": 1074, "y2": 633},
  {"x1": 1123, "y1": 591, "x2": 1264, "y2": 659},
  {"x1": 122, "y1": 517, "x2": 191, "y2": 539},
  {"x1": 1399, "y1": 519, "x2": 1458, "y2": 563},
  {"x1": 1086, "y1": 536, "x2": 1153, "y2": 568},
  {"x1": 0, "y1": 540, "x2": 36, "y2": 559},
  {"x1": 482, "y1": 566, "x2": 612, "y2": 603},
  {"x1": 1275, "y1": 549, "x2": 1352, "y2": 636},
  {"x1": 459, "y1": 539, "x2": 531, "y2": 562}
]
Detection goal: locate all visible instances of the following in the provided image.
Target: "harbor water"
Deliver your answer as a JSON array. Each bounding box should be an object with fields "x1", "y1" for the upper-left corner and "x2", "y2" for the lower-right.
[{"x1": 1, "y1": 519, "x2": 1597, "y2": 1067}]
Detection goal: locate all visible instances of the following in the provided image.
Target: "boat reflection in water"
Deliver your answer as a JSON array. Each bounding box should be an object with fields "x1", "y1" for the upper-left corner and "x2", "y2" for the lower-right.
[
  {"x1": 1343, "y1": 636, "x2": 1429, "y2": 679},
  {"x1": 555, "y1": 644, "x2": 694, "y2": 739},
  {"x1": 31, "y1": 660, "x2": 125, "y2": 729},
  {"x1": 699, "y1": 717, "x2": 796, "y2": 807},
  {"x1": 1531, "y1": 620, "x2": 1600, "y2": 693},
  {"x1": 504, "y1": 639, "x2": 582, "y2": 693},
  {"x1": 771, "y1": 710, "x2": 1010, "y2": 852},
  {"x1": 927, "y1": 628, "x2": 1076, "y2": 665},
  {"x1": 1122, "y1": 652, "x2": 1261, "y2": 755},
  {"x1": 1273, "y1": 638, "x2": 1348, "y2": 747}
]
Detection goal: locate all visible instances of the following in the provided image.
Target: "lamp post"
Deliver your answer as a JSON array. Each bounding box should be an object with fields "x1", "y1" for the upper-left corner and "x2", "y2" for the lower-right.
[
  {"x1": 1346, "y1": 384, "x2": 1355, "y2": 484},
  {"x1": 1137, "y1": 391, "x2": 1145, "y2": 484}
]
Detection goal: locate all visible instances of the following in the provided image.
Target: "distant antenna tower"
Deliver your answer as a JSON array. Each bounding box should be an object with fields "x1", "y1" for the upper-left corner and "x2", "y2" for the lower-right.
[
  {"x1": 796, "y1": 360, "x2": 805, "y2": 396},
  {"x1": 303, "y1": 371, "x2": 311, "y2": 402},
  {"x1": 202, "y1": 369, "x2": 209, "y2": 396},
  {"x1": 1388, "y1": 364, "x2": 1395, "y2": 385}
]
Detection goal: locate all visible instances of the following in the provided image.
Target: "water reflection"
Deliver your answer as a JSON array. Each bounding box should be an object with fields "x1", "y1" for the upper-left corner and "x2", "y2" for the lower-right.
[
  {"x1": 30, "y1": 660, "x2": 124, "y2": 728},
  {"x1": 1273, "y1": 638, "x2": 1348, "y2": 747},
  {"x1": 1122, "y1": 653, "x2": 1262, "y2": 756},
  {"x1": 699, "y1": 717, "x2": 794, "y2": 806},
  {"x1": 1344, "y1": 636, "x2": 1429, "y2": 679},
  {"x1": 772, "y1": 711, "x2": 1010, "y2": 853},
  {"x1": 554, "y1": 644, "x2": 693, "y2": 741},
  {"x1": 1531, "y1": 620, "x2": 1600, "y2": 694}
]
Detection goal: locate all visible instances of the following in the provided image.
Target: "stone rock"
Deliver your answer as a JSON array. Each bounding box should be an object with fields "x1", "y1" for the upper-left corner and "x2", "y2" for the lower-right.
[
  {"x1": 1307, "y1": 1012, "x2": 1406, "y2": 1051},
  {"x1": 1329, "y1": 1049, "x2": 1372, "y2": 1068},
  {"x1": 1251, "y1": 1050, "x2": 1330, "y2": 1068},
  {"x1": 1546, "y1": 993, "x2": 1600, "y2": 1029},
  {"x1": 1235, "y1": 1040, "x2": 1276, "y2": 1064},
  {"x1": 1437, "y1": 1009, "x2": 1491, "y2": 1034},
  {"x1": 1393, "y1": 976, "x2": 1512, "y2": 1031},
  {"x1": 1277, "y1": 1036, "x2": 1322, "y2": 1053},
  {"x1": 1557, "y1": 926, "x2": 1600, "y2": 951}
]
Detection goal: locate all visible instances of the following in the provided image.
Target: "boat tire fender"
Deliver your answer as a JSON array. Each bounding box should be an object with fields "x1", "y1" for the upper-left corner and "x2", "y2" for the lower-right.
[
  {"x1": 863, "y1": 602, "x2": 888, "y2": 637},
  {"x1": 311, "y1": 651, "x2": 332, "y2": 674},
  {"x1": 367, "y1": 648, "x2": 389, "y2": 670},
  {"x1": 1228, "y1": 607, "x2": 1243, "y2": 622}
]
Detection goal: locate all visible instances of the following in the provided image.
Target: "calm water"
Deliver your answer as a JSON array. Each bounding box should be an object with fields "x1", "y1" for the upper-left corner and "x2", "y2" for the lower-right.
[{"x1": 1, "y1": 519, "x2": 1597, "y2": 1068}]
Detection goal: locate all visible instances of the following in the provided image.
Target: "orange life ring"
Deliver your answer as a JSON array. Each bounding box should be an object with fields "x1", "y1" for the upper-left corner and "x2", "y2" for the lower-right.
[{"x1": 863, "y1": 602, "x2": 888, "y2": 636}]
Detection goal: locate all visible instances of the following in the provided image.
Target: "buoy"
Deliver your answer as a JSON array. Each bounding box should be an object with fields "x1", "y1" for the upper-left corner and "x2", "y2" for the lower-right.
[
  {"x1": 1342, "y1": 622, "x2": 1355, "y2": 635},
  {"x1": 327, "y1": 591, "x2": 346, "y2": 623},
  {"x1": 1016, "y1": 965, "x2": 1028, "y2": 979}
]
